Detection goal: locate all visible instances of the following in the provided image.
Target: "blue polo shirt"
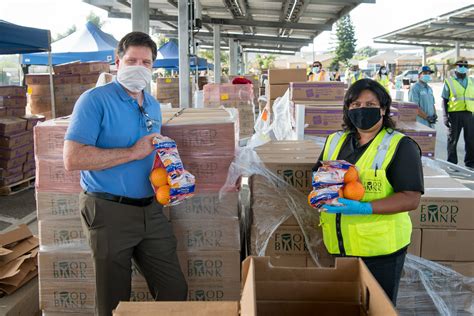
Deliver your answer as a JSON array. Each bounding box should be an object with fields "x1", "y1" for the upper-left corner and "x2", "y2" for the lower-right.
[
  {"x1": 409, "y1": 81, "x2": 435, "y2": 127},
  {"x1": 65, "y1": 79, "x2": 161, "y2": 198}
]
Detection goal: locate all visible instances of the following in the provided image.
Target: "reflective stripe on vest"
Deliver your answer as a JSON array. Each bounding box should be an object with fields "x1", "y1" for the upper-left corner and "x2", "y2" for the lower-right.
[
  {"x1": 445, "y1": 77, "x2": 474, "y2": 112},
  {"x1": 323, "y1": 131, "x2": 347, "y2": 161},
  {"x1": 319, "y1": 128, "x2": 412, "y2": 257},
  {"x1": 377, "y1": 76, "x2": 390, "y2": 91}
]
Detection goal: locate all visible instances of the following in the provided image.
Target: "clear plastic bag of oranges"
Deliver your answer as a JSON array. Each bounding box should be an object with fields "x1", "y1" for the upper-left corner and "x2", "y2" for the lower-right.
[{"x1": 150, "y1": 137, "x2": 195, "y2": 206}]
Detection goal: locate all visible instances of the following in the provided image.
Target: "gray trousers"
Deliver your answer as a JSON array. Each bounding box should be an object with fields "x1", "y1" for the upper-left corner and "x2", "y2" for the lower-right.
[{"x1": 79, "y1": 192, "x2": 187, "y2": 316}]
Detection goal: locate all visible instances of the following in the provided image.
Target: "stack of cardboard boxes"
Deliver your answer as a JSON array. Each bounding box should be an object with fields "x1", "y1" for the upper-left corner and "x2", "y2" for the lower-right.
[
  {"x1": 228, "y1": 75, "x2": 260, "y2": 107},
  {"x1": 155, "y1": 77, "x2": 180, "y2": 108},
  {"x1": 26, "y1": 61, "x2": 110, "y2": 119},
  {"x1": 0, "y1": 85, "x2": 27, "y2": 117},
  {"x1": 266, "y1": 68, "x2": 307, "y2": 109},
  {"x1": 0, "y1": 224, "x2": 39, "y2": 297},
  {"x1": 203, "y1": 84, "x2": 255, "y2": 138},
  {"x1": 34, "y1": 119, "x2": 92, "y2": 314},
  {"x1": 250, "y1": 141, "x2": 322, "y2": 267},
  {"x1": 0, "y1": 115, "x2": 43, "y2": 192},
  {"x1": 408, "y1": 164, "x2": 474, "y2": 277},
  {"x1": 133, "y1": 108, "x2": 242, "y2": 301}
]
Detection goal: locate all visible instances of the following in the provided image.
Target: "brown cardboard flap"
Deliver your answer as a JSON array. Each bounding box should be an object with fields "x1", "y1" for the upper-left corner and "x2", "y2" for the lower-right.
[
  {"x1": 0, "y1": 253, "x2": 30, "y2": 279},
  {"x1": 113, "y1": 301, "x2": 239, "y2": 316},
  {"x1": 0, "y1": 224, "x2": 32, "y2": 247},
  {"x1": 0, "y1": 257, "x2": 36, "y2": 287},
  {"x1": 0, "y1": 236, "x2": 38, "y2": 265},
  {"x1": 0, "y1": 268, "x2": 37, "y2": 295},
  {"x1": 256, "y1": 301, "x2": 362, "y2": 315}
]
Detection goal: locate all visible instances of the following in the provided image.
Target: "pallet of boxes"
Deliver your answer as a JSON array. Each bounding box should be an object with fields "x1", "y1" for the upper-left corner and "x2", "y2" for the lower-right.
[
  {"x1": 0, "y1": 85, "x2": 45, "y2": 195},
  {"x1": 228, "y1": 75, "x2": 260, "y2": 110},
  {"x1": 203, "y1": 83, "x2": 255, "y2": 139},
  {"x1": 265, "y1": 68, "x2": 307, "y2": 111},
  {"x1": 131, "y1": 108, "x2": 242, "y2": 302},
  {"x1": 26, "y1": 61, "x2": 110, "y2": 119}
]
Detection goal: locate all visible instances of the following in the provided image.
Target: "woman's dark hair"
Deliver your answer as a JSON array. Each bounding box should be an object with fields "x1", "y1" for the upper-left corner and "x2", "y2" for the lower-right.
[
  {"x1": 116, "y1": 32, "x2": 157, "y2": 61},
  {"x1": 342, "y1": 78, "x2": 396, "y2": 132},
  {"x1": 377, "y1": 66, "x2": 386, "y2": 76}
]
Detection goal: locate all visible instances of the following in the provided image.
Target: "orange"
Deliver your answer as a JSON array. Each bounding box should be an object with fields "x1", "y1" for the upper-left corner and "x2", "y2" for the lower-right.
[
  {"x1": 344, "y1": 166, "x2": 359, "y2": 183},
  {"x1": 307, "y1": 190, "x2": 317, "y2": 207},
  {"x1": 343, "y1": 181, "x2": 365, "y2": 201},
  {"x1": 150, "y1": 168, "x2": 168, "y2": 187},
  {"x1": 156, "y1": 185, "x2": 171, "y2": 205},
  {"x1": 338, "y1": 188, "x2": 344, "y2": 198}
]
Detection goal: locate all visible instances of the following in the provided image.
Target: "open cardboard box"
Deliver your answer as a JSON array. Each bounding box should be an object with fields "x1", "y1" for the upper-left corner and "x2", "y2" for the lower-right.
[
  {"x1": 112, "y1": 256, "x2": 396, "y2": 315},
  {"x1": 240, "y1": 256, "x2": 397, "y2": 316}
]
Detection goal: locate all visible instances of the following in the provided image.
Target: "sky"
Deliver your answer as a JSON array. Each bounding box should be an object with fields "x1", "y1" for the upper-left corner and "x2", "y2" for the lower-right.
[{"x1": 1, "y1": 0, "x2": 473, "y2": 54}]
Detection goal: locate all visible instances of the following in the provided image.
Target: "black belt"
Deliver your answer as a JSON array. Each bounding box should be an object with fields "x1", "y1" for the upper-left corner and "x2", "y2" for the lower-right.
[{"x1": 85, "y1": 191, "x2": 154, "y2": 207}]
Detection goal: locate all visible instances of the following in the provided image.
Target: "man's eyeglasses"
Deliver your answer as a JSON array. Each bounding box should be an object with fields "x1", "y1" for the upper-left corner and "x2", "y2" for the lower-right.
[{"x1": 138, "y1": 106, "x2": 159, "y2": 132}]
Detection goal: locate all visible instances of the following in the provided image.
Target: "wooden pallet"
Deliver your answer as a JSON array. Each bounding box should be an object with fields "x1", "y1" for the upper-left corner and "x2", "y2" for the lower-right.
[{"x1": 0, "y1": 177, "x2": 35, "y2": 196}]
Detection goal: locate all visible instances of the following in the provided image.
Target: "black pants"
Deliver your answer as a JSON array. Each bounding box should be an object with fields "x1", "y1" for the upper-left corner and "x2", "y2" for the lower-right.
[
  {"x1": 80, "y1": 192, "x2": 188, "y2": 316},
  {"x1": 361, "y1": 248, "x2": 407, "y2": 305},
  {"x1": 447, "y1": 111, "x2": 474, "y2": 168}
]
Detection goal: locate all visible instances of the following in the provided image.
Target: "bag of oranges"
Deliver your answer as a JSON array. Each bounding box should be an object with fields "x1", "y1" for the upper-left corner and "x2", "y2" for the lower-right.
[
  {"x1": 149, "y1": 137, "x2": 195, "y2": 206},
  {"x1": 308, "y1": 160, "x2": 365, "y2": 209}
]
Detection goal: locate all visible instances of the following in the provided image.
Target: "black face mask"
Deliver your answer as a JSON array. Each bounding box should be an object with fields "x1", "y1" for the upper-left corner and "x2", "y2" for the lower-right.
[
  {"x1": 456, "y1": 72, "x2": 466, "y2": 79},
  {"x1": 348, "y1": 107, "x2": 382, "y2": 130}
]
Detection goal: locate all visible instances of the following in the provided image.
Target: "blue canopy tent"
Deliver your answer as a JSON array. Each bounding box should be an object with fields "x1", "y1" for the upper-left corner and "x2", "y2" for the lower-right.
[
  {"x1": 21, "y1": 22, "x2": 118, "y2": 65},
  {"x1": 153, "y1": 41, "x2": 210, "y2": 71},
  {"x1": 0, "y1": 20, "x2": 58, "y2": 117}
]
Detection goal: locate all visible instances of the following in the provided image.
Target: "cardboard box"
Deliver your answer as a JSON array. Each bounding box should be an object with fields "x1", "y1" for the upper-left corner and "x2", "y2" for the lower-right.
[
  {"x1": 70, "y1": 62, "x2": 110, "y2": 75},
  {"x1": 408, "y1": 228, "x2": 421, "y2": 256},
  {"x1": 266, "y1": 225, "x2": 308, "y2": 257},
  {"x1": 422, "y1": 164, "x2": 448, "y2": 177},
  {"x1": 38, "y1": 219, "x2": 86, "y2": 248},
  {"x1": 0, "y1": 154, "x2": 27, "y2": 170},
  {"x1": 53, "y1": 61, "x2": 81, "y2": 75},
  {"x1": 240, "y1": 256, "x2": 397, "y2": 316},
  {"x1": 21, "y1": 114, "x2": 46, "y2": 131},
  {"x1": 267, "y1": 84, "x2": 288, "y2": 100},
  {"x1": 172, "y1": 219, "x2": 240, "y2": 251},
  {"x1": 0, "y1": 143, "x2": 32, "y2": 160},
  {"x1": 170, "y1": 191, "x2": 238, "y2": 220},
  {"x1": 290, "y1": 82, "x2": 345, "y2": 102},
  {"x1": 40, "y1": 281, "x2": 95, "y2": 313},
  {"x1": 36, "y1": 191, "x2": 81, "y2": 221},
  {"x1": 35, "y1": 158, "x2": 82, "y2": 193},
  {"x1": 0, "y1": 130, "x2": 32, "y2": 148},
  {"x1": 177, "y1": 251, "x2": 240, "y2": 283},
  {"x1": 0, "y1": 117, "x2": 27, "y2": 136},
  {"x1": 392, "y1": 101, "x2": 418, "y2": 122},
  {"x1": 423, "y1": 176, "x2": 468, "y2": 190},
  {"x1": 34, "y1": 120, "x2": 68, "y2": 157},
  {"x1": 268, "y1": 68, "x2": 307, "y2": 85},
  {"x1": 113, "y1": 301, "x2": 239, "y2": 316},
  {"x1": 435, "y1": 261, "x2": 474, "y2": 277},
  {"x1": 410, "y1": 189, "x2": 474, "y2": 229},
  {"x1": 0, "y1": 164, "x2": 22, "y2": 179},
  {"x1": 38, "y1": 251, "x2": 94, "y2": 281},
  {"x1": 0, "y1": 85, "x2": 27, "y2": 97},
  {"x1": 304, "y1": 105, "x2": 344, "y2": 131},
  {"x1": 398, "y1": 121, "x2": 436, "y2": 157},
  {"x1": 421, "y1": 229, "x2": 474, "y2": 261},
  {"x1": 180, "y1": 155, "x2": 234, "y2": 190},
  {"x1": 187, "y1": 281, "x2": 241, "y2": 301},
  {"x1": 0, "y1": 96, "x2": 27, "y2": 107}
]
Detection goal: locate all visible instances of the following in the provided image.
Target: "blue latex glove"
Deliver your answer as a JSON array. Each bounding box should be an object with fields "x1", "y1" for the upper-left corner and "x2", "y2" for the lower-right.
[{"x1": 323, "y1": 198, "x2": 373, "y2": 215}]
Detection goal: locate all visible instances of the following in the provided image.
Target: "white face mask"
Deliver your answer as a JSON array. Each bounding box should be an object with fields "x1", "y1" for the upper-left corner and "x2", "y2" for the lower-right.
[{"x1": 117, "y1": 65, "x2": 152, "y2": 92}]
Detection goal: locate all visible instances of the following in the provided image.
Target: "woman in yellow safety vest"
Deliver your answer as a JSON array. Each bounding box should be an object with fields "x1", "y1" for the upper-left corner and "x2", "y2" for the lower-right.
[
  {"x1": 308, "y1": 61, "x2": 329, "y2": 81},
  {"x1": 374, "y1": 66, "x2": 391, "y2": 92},
  {"x1": 313, "y1": 79, "x2": 424, "y2": 304}
]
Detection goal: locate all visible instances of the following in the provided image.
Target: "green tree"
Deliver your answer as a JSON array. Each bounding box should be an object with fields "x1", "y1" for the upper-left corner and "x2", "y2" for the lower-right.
[
  {"x1": 86, "y1": 11, "x2": 105, "y2": 28},
  {"x1": 197, "y1": 49, "x2": 229, "y2": 68},
  {"x1": 53, "y1": 25, "x2": 76, "y2": 42},
  {"x1": 254, "y1": 54, "x2": 276, "y2": 71},
  {"x1": 331, "y1": 15, "x2": 357, "y2": 69},
  {"x1": 426, "y1": 47, "x2": 449, "y2": 57},
  {"x1": 356, "y1": 46, "x2": 378, "y2": 58}
]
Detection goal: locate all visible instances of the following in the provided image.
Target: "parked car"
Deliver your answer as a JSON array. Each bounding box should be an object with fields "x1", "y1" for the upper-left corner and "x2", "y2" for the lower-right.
[{"x1": 395, "y1": 70, "x2": 419, "y2": 84}]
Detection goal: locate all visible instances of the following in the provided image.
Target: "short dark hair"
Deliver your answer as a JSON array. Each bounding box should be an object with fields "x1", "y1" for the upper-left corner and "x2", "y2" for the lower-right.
[
  {"x1": 313, "y1": 61, "x2": 322, "y2": 67},
  {"x1": 342, "y1": 78, "x2": 396, "y2": 132},
  {"x1": 116, "y1": 32, "x2": 157, "y2": 61}
]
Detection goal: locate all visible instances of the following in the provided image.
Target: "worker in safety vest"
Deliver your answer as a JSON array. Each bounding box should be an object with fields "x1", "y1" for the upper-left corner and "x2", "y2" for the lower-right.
[
  {"x1": 409, "y1": 66, "x2": 437, "y2": 128},
  {"x1": 441, "y1": 58, "x2": 474, "y2": 169},
  {"x1": 313, "y1": 79, "x2": 423, "y2": 304},
  {"x1": 373, "y1": 65, "x2": 391, "y2": 92},
  {"x1": 346, "y1": 65, "x2": 365, "y2": 86},
  {"x1": 308, "y1": 61, "x2": 330, "y2": 81}
]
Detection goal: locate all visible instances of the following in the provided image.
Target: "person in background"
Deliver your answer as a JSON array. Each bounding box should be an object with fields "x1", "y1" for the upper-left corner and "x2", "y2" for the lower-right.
[
  {"x1": 346, "y1": 65, "x2": 365, "y2": 86},
  {"x1": 63, "y1": 32, "x2": 187, "y2": 315},
  {"x1": 408, "y1": 66, "x2": 437, "y2": 128},
  {"x1": 331, "y1": 67, "x2": 341, "y2": 81},
  {"x1": 313, "y1": 79, "x2": 423, "y2": 305},
  {"x1": 374, "y1": 66, "x2": 391, "y2": 92},
  {"x1": 308, "y1": 61, "x2": 330, "y2": 81},
  {"x1": 441, "y1": 58, "x2": 474, "y2": 169}
]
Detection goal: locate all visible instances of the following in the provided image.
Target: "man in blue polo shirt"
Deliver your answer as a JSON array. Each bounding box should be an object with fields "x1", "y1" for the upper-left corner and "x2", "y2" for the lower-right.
[{"x1": 63, "y1": 32, "x2": 187, "y2": 315}]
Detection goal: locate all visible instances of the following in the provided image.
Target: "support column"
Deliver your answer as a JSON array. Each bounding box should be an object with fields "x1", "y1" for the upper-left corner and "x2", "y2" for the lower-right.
[
  {"x1": 422, "y1": 46, "x2": 426, "y2": 66},
  {"x1": 242, "y1": 52, "x2": 248, "y2": 75},
  {"x1": 178, "y1": 0, "x2": 190, "y2": 108},
  {"x1": 229, "y1": 39, "x2": 238, "y2": 76},
  {"x1": 131, "y1": 0, "x2": 149, "y2": 33},
  {"x1": 213, "y1": 24, "x2": 221, "y2": 83},
  {"x1": 455, "y1": 41, "x2": 460, "y2": 61}
]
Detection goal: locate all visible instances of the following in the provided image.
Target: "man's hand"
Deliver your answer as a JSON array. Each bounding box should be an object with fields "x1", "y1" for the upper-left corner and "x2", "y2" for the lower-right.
[
  {"x1": 444, "y1": 116, "x2": 451, "y2": 128},
  {"x1": 130, "y1": 133, "x2": 161, "y2": 161},
  {"x1": 323, "y1": 198, "x2": 373, "y2": 215}
]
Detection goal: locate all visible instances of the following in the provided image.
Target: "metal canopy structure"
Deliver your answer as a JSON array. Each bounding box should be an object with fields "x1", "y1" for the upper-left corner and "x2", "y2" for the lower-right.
[
  {"x1": 374, "y1": 4, "x2": 474, "y2": 50},
  {"x1": 83, "y1": 0, "x2": 374, "y2": 55}
]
